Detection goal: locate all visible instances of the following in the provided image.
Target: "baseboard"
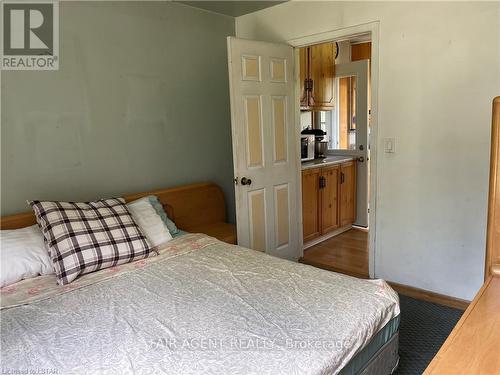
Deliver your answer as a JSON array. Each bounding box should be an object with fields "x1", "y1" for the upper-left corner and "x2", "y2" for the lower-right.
[
  {"x1": 387, "y1": 281, "x2": 470, "y2": 310},
  {"x1": 303, "y1": 225, "x2": 352, "y2": 250}
]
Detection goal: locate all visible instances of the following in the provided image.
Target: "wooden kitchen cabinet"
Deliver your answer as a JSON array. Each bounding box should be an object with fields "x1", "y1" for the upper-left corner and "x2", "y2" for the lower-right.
[
  {"x1": 302, "y1": 161, "x2": 356, "y2": 244},
  {"x1": 320, "y1": 165, "x2": 340, "y2": 234},
  {"x1": 302, "y1": 167, "x2": 321, "y2": 242},
  {"x1": 309, "y1": 43, "x2": 335, "y2": 110},
  {"x1": 299, "y1": 48, "x2": 309, "y2": 108},
  {"x1": 299, "y1": 42, "x2": 336, "y2": 111},
  {"x1": 340, "y1": 161, "x2": 357, "y2": 226}
]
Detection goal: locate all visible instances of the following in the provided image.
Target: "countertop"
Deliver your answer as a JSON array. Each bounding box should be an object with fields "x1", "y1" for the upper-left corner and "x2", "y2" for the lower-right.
[{"x1": 301, "y1": 155, "x2": 355, "y2": 170}]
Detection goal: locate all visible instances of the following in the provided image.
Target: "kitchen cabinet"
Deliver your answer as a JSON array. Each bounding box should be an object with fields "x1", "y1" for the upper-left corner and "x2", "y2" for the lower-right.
[
  {"x1": 299, "y1": 48, "x2": 309, "y2": 108},
  {"x1": 300, "y1": 42, "x2": 336, "y2": 111},
  {"x1": 302, "y1": 161, "x2": 356, "y2": 244},
  {"x1": 320, "y1": 165, "x2": 340, "y2": 233},
  {"x1": 340, "y1": 161, "x2": 356, "y2": 226},
  {"x1": 302, "y1": 167, "x2": 321, "y2": 242}
]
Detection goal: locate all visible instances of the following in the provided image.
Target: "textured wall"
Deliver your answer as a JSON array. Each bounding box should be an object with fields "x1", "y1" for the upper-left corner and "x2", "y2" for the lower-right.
[{"x1": 1, "y1": 2, "x2": 236, "y2": 222}]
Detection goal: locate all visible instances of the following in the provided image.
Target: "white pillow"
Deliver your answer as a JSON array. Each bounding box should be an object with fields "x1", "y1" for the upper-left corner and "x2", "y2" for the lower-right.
[
  {"x1": 126, "y1": 197, "x2": 172, "y2": 247},
  {"x1": 0, "y1": 225, "x2": 54, "y2": 287}
]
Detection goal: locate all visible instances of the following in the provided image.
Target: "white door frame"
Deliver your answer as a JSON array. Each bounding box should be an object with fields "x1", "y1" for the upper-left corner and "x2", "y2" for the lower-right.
[{"x1": 287, "y1": 22, "x2": 380, "y2": 278}]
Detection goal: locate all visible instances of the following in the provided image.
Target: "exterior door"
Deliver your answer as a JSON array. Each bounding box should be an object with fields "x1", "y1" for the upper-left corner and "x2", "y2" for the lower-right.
[
  {"x1": 227, "y1": 37, "x2": 299, "y2": 260},
  {"x1": 329, "y1": 60, "x2": 369, "y2": 227}
]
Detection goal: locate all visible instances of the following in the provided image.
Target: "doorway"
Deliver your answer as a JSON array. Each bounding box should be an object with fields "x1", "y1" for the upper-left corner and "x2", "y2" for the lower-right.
[{"x1": 289, "y1": 22, "x2": 379, "y2": 278}]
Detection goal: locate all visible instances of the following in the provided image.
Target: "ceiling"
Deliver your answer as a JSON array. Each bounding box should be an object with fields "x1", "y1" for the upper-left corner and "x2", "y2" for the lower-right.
[{"x1": 178, "y1": 1, "x2": 286, "y2": 17}]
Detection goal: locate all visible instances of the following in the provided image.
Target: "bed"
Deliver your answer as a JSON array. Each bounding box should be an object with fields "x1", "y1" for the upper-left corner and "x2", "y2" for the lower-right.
[{"x1": 0, "y1": 183, "x2": 400, "y2": 375}]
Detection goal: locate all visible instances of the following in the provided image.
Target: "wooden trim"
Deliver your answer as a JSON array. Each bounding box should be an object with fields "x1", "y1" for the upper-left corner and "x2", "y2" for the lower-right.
[
  {"x1": 0, "y1": 212, "x2": 37, "y2": 230},
  {"x1": 485, "y1": 96, "x2": 500, "y2": 280},
  {"x1": 387, "y1": 281, "x2": 470, "y2": 310},
  {"x1": 0, "y1": 182, "x2": 227, "y2": 232}
]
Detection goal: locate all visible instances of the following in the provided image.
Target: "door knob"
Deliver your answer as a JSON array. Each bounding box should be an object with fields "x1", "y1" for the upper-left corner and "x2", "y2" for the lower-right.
[{"x1": 240, "y1": 177, "x2": 252, "y2": 186}]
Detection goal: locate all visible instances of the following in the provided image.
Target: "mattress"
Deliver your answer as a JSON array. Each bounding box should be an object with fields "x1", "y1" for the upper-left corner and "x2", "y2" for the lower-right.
[
  {"x1": 338, "y1": 316, "x2": 400, "y2": 375},
  {"x1": 1, "y1": 233, "x2": 400, "y2": 375}
]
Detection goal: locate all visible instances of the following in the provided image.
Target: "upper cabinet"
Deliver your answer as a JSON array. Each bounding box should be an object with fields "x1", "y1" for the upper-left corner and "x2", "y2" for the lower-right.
[{"x1": 300, "y1": 42, "x2": 336, "y2": 111}]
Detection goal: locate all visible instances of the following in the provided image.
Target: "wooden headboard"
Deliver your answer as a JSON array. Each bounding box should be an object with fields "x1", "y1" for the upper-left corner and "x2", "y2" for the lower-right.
[
  {"x1": 0, "y1": 182, "x2": 227, "y2": 231},
  {"x1": 486, "y1": 97, "x2": 500, "y2": 279}
]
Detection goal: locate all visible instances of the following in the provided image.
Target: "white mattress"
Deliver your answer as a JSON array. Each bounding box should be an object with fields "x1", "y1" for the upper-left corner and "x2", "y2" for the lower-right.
[{"x1": 1, "y1": 234, "x2": 399, "y2": 375}]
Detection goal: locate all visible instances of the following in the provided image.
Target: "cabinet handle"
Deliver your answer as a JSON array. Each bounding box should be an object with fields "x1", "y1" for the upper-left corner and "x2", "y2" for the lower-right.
[
  {"x1": 319, "y1": 176, "x2": 326, "y2": 189},
  {"x1": 341, "y1": 172, "x2": 345, "y2": 184},
  {"x1": 305, "y1": 78, "x2": 313, "y2": 91}
]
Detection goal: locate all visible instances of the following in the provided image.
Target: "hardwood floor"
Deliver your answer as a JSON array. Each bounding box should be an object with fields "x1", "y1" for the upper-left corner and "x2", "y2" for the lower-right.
[{"x1": 300, "y1": 228, "x2": 369, "y2": 278}]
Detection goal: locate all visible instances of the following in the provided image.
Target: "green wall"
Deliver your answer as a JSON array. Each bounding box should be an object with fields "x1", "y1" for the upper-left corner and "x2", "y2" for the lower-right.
[{"x1": 1, "y1": 2, "x2": 236, "y2": 221}]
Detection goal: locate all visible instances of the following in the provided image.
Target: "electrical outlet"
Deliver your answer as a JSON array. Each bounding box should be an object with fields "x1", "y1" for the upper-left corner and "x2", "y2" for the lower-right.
[{"x1": 384, "y1": 138, "x2": 396, "y2": 153}]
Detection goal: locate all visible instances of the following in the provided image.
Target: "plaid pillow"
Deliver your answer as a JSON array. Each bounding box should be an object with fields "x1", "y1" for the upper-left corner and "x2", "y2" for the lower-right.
[{"x1": 28, "y1": 198, "x2": 154, "y2": 285}]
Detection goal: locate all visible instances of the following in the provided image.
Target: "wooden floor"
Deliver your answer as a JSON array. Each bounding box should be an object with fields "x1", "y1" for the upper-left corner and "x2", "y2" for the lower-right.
[{"x1": 300, "y1": 229, "x2": 369, "y2": 279}]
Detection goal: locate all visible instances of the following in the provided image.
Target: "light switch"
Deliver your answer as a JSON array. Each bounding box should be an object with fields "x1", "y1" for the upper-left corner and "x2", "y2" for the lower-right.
[{"x1": 384, "y1": 138, "x2": 396, "y2": 153}]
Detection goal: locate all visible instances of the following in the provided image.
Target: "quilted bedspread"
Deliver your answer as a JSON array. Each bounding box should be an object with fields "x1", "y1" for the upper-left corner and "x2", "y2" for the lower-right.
[{"x1": 1, "y1": 233, "x2": 399, "y2": 375}]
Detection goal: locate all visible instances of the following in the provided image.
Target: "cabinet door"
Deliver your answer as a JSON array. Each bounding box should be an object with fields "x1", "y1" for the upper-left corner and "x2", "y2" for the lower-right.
[
  {"x1": 320, "y1": 165, "x2": 340, "y2": 234},
  {"x1": 302, "y1": 168, "x2": 321, "y2": 242},
  {"x1": 340, "y1": 161, "x2": 357, "y2": 226},
  {"x1": 309, "y1": 42, "x2": 335, "y2": 110},
  {"x1": 299, "y1": 47, "x2": 309, "y2": 109}
]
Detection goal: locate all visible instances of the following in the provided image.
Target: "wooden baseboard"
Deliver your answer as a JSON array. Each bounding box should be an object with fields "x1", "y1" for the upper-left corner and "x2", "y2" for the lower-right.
[{"x1": 387, "y1": 281, "x2": 470, "y2": 310}]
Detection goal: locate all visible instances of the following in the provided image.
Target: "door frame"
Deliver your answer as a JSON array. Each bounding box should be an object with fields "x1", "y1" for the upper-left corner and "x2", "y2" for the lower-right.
[{"x1": 287, "y1": 21, "x2": 380, "y2": 278}]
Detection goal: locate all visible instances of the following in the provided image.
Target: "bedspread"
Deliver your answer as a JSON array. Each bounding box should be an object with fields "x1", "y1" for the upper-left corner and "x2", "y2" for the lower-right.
[{"x1": 1, "y1": 233, "x2": 399, "y2": 375}]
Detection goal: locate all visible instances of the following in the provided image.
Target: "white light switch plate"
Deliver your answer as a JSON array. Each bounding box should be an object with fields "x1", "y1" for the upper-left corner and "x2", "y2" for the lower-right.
[{"x1": 384, "y1": 138, "x2": 396, "y2": 153}]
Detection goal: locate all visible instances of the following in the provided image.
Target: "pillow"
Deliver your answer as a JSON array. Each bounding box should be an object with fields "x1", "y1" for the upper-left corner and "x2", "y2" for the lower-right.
[
  {"x1": 147, "y1": 196, "x2": 180, "y2": 236},
  {"x1": 28, "y1": 198, "x2": 154, "y2": 285},
  {"x1": 126, "y1": 197, "x2": 172, "y2": 247},
  {"x1": 0, "y1": 225, "x2": 54, "y2": 287}
]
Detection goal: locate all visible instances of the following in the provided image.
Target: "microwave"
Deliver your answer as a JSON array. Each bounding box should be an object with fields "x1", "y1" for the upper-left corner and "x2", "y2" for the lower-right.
[{"x1": 301, "y1": 134, "x2": 315, "y2": 161}]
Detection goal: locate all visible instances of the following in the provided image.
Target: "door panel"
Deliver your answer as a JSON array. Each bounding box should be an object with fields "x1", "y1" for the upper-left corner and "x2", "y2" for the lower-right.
[
  {"x1": 244, "y1": 96, "x2": 264, "y2": 168},
  {"x1": 241, "y1": 55, "x2": 261, "y2": 81},
  {"x1": 228, "y1": 37, "x2": 298, "y2": 259},
  {"x1": 249, "y1": 188, "x2": 266, "y2": 251},
  {"x1": 340, "y1": 162, "x2": 357, "y2": 226},
  {"x1": 302, "y1": 168, "x2": 321, "y2": 242},
  {"x1": 272, "y1": 96, "x2": 287, "y2": 164},
  {"x1": 321, "y1": 165, "x2": 340, "y2": 233},
  {"x1": 270, "y1": 58, "x2": 286, "y2": 82},
  {"x1": 274, "y1": 184, "x2": 290, "y2": 249}
]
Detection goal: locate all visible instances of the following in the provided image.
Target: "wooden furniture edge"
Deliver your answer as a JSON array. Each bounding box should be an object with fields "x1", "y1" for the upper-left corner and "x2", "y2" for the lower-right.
[
  {"x1": 387, "y1": 281, "x2": 470, "y2": 310},
  {"x1": 422, "y1": 275, "x2": 497, "y2": 374},
  {"x1": 0, "y1": 182, "x2": 229, "y2": 232},
  {"x1": 485, "y1": 96, "x2": 500, "y2": 279}
]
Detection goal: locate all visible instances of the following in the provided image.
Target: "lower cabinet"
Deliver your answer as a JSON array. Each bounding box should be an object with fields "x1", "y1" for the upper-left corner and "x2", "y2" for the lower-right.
[
  {"x1": 302, "y1": 161, "x2": 356, "y2": 244},
  {"x1": 302, "y1": 168, "x2": 321, "y2": 243},
  {"x1": 339, "y1": 161, "x2": 356, "y2": 227},
  {"x1": 320, "y1": 165, "x2": 340, "y2": 234}
]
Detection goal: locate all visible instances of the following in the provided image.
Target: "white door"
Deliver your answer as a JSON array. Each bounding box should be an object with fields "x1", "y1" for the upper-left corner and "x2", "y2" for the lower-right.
[
  {"x1": 227, "y1": 37, "x2": 299, "y2": 260},
  {"x1": 329, "y1": 60, "x2": 369, "y2": 227}
]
